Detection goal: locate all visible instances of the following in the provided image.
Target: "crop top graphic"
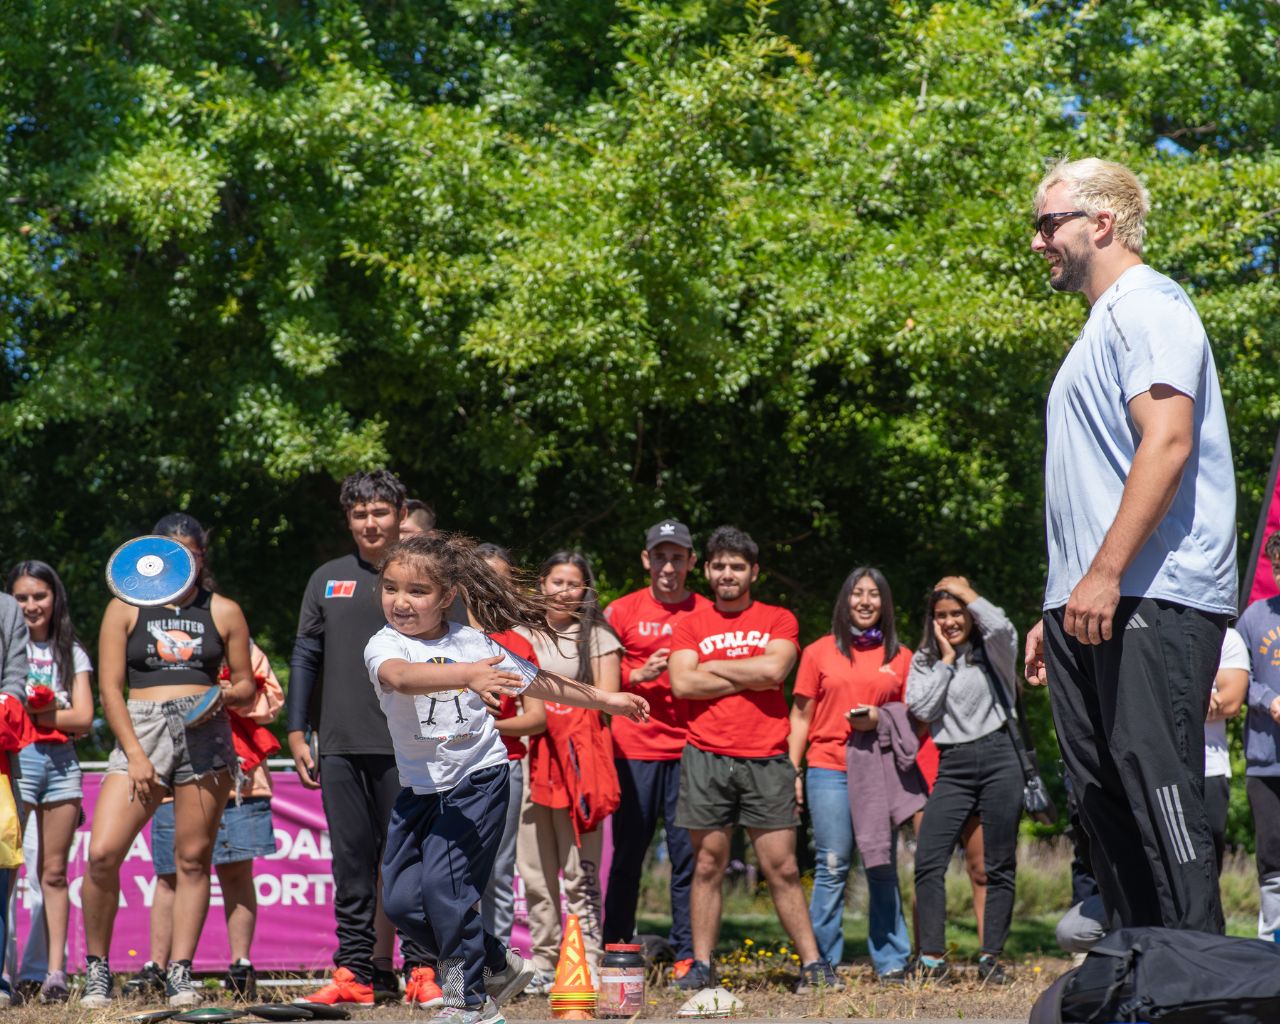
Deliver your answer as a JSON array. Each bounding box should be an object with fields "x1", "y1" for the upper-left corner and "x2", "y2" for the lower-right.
[{"x1": 126, "y1": 589, "x2": 225, "y2": 689}]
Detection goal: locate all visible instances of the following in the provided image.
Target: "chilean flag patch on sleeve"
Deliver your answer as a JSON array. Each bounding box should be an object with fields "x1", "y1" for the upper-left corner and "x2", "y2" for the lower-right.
[{"x1": 325, "y1": 580, "x2": 357, "y2": 598}]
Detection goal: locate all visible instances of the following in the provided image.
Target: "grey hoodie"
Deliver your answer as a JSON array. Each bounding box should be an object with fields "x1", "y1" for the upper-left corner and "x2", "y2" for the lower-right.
[{"x1": 0, "y1": 594, "x2": 29, "y2": 700}]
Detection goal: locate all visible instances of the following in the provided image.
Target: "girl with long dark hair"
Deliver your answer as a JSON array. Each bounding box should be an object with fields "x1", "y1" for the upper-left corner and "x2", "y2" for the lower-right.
[
  {"x1": 514, "y1": 551, "x2": 622, "y2": 992},
  {"x1": 786, "y1": 567, "x2": 916, "y2": 978},
  {"x1": 7, "y1": 561, "x2": 93, "y2": 1003},
  {"x1": 80, "y1": 513, "x2": 257, "y2": 1009},
  {"x1": 906, "y1": 576, "x2": 1021, "y2": 984}
]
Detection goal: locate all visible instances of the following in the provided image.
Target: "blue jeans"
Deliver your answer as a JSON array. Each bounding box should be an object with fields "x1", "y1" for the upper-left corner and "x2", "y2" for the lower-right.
[{"x1": 806, "y1": 767, "x2": 910, "y2": 972}]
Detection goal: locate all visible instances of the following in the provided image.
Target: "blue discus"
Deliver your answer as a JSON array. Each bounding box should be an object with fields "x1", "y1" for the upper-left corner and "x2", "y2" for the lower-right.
[
  {"x1": 183, "y1": 686, "x2": 223, "y2": 728},
  {"x1": 105, "y1": 535, "x2": 197, "y2": 607}
]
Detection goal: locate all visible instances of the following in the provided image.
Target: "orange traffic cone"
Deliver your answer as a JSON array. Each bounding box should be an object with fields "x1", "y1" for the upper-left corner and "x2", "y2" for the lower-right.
[{"x1": 549, "y1": 914, "x2": 596, "y2": 1020}]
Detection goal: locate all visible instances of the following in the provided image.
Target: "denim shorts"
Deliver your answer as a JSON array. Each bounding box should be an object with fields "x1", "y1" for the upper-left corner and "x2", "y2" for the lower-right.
[
  {"x1": 151, "y1": 795, "x2": 276, "y2": 875},
  {"x1": 15, "y1": 741, "x2": 83, "y2": 805},
  {"x1": 105, "y1": 694, "x2": 236, "y2": 788}
]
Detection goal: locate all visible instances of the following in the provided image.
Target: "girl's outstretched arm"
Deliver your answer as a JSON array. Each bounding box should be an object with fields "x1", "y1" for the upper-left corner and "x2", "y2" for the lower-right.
[{"x1": 524, "y1": 670, "x2": 649, "y2": 722}]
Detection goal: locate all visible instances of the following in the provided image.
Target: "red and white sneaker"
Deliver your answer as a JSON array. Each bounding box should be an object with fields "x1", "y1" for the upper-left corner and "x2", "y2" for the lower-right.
[
  {"x1": 405, "y1": 966, "x2": 444, "y2": 1009},
  {"x1": 299, "y1": 967, "x2": 375, "y2": 1005}
]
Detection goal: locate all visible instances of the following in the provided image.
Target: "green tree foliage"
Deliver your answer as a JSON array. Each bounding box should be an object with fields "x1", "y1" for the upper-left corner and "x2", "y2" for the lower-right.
[{"x1": 2, "y1": 2, "x2": 1278, "y2": 821}]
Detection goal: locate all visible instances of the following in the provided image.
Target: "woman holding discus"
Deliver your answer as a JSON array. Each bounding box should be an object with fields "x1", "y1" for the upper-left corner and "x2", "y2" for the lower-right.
[
  {"x1": 80, "y1": 513, "x2": 256, "y2": 1009},
  {"x1": 906, "y1": 576, "x2": 1021, "y2": 985},
  {"x1": 786, "y1": 567, "x2": 915, "y2": 979}
]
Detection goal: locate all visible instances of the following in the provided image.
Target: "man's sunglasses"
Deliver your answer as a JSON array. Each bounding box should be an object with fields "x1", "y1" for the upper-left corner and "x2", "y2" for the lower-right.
[{"x1": 1035, "y1": 210, "x2": 1088, "y2": 240}]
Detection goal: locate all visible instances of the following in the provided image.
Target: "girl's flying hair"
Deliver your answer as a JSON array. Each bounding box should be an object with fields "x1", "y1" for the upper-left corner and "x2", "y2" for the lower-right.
[
  {"x1": 7, "y1": 560, "x2": 82, "y2": 692},
  {"x1": 379, "y1": 534, "x2": 557, "y2": 640}
]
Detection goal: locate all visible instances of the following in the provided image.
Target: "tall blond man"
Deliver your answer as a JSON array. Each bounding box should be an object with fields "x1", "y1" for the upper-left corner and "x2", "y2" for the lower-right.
[{"x1": 1024, "y1": 159, "x2": 1236, "y2": 933}]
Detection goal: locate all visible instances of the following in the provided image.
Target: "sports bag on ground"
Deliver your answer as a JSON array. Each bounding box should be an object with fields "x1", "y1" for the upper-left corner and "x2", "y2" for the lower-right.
[{"x1": 1031, "y1": 926, "x2": 1280, "y2": 1023}]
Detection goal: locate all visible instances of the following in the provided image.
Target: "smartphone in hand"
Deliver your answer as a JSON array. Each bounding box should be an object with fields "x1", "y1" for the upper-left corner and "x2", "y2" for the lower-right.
[{"x1": 846, "y1": 706, "x2": 871, "y2": 719}]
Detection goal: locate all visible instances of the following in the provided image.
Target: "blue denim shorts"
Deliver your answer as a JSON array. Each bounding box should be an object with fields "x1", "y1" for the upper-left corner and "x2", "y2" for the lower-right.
[
  {"x1": 15, "y1": 741, "x2": 83, "y2": 805},
  {"x1": 151, "y1": 795, "x2": 276, "y2": 875}
]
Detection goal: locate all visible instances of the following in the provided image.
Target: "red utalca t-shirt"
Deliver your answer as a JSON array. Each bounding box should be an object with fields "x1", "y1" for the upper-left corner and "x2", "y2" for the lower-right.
[
  {"x1": 490, "y1": 629, "x2": 539, "y2": 762},
  {"x1": 605, "y1": 588, "x2": 711, "y2": 761},
  {"x1": 671, "y1": 601, "x2": 799, "y2": 759},
  {"x1": 793, "y1": 635, "x2": 914, "y2": 772}
]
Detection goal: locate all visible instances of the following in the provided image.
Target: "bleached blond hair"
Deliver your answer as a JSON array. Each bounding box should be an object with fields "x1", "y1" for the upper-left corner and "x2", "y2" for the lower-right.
[{"x1": 1035, "y1": 158, "x2": 1151, "y2": 254}]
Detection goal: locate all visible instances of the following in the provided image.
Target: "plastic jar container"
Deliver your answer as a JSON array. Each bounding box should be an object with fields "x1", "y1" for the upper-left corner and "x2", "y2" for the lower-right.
[{"x1": 598, "y1": 943, "x2": 646, "y2": 1017}]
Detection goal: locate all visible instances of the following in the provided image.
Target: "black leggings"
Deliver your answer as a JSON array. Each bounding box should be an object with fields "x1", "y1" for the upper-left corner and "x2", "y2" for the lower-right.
[{"x1": 914, "y1": 730, "x2": 1023, "y2": 957}]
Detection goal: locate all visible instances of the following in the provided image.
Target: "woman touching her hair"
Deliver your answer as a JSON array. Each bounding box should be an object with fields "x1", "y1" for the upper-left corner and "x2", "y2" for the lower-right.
[{"x1": 906, "y1": 576, "x2": 1021, "y2": 985}]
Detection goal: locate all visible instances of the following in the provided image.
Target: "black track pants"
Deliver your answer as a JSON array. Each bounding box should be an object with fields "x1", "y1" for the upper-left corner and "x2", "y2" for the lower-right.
[{"x1": 1044, "y1": 597, "x2": 1226, "y2": 933}]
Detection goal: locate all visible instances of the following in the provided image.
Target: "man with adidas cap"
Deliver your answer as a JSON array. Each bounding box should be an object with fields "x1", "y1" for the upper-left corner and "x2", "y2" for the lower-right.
[{"x1": 602, "y1": 518, "x2": 709, "y2": 980}]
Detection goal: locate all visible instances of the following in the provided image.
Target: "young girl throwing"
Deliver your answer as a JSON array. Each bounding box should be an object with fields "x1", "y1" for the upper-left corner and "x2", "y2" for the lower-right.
[{"x1": 364, "y1": 535, "x2": 648, "y2": 1024}]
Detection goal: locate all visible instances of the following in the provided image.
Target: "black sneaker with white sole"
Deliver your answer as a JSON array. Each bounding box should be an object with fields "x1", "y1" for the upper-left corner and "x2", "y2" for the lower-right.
[
  {"x1": 672, "y1": 959, "x2": 713, "y2": 991},
  {"x1": 165, "y1": 960, "x2": 199, "y2": 1007},
  {"x1": 976, "y1": 955, "x2": 1011, "y2": 986},
  {"x1": 795, "y1": 959, "x2": 844, "y2": 994},
  {"x1": 122, "y1": 960, "x2": 166, "y2": 1000},
  {"x1": 80, "y1": 958, "x2": 115, "y2": 1009}
]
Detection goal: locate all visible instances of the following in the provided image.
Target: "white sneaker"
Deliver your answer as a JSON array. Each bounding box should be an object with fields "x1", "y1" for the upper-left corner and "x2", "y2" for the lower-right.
[
  {"x1": 484, "y1": 949, "x2": 534, "y2": 1006},
  {"x1": 430, "y1": 996, "x2": 504, "y2": 1024},
  {"x1": 521, "y1": 969, "x2": 556, "y2": 996}
]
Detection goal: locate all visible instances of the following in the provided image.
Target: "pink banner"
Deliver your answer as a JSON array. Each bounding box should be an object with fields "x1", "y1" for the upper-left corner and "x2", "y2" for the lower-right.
[
  {"x1": 15, "y1": 770, "x2": 612, "y2": 974},
  {"x1": 1246, "y1": 429, "x2": 1280, "y2": 605}
]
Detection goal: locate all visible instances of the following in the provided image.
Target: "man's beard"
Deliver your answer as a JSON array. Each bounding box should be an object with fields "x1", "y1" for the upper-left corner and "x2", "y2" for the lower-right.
[{"x1": 1050, "y1": 243, "x2": 1089, "y2": 293}]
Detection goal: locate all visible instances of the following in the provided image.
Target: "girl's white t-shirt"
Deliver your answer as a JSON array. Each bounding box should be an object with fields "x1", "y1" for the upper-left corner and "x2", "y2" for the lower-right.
[
  {"x1": 365, "y1": 621, "x2": 538, "y2": 794},
  {"x1": 26, "y1": 639, "x2": 92, "y2": 705},
  {"x1": 1205, "y1": 627, "x2": 1249, "y2": 779}
]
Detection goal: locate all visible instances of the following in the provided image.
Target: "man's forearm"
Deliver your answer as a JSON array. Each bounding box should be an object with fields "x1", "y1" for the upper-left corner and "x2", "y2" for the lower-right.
[
  {"x1": 670, "y1": 667, "x2": 741, "y2": 699},
  {"x1": 703, "y1": 656, "x2": 787, "y2": 687},
  {"x1": 1090, "y1": 432, "x2": 1189, "y2": 580}
]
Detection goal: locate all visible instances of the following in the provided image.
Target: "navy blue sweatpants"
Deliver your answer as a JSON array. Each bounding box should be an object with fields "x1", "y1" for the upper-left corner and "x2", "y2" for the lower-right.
[
  {"x1": 603, "y1": 758, "x2": 693, "y2": 960},
  {"x1": 382, "y1": 763, "x2": 510, "y2": 1008}
]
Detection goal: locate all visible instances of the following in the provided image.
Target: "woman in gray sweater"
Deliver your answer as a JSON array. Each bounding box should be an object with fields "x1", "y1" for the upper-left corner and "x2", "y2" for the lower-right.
[{"x1": 906, "y1": 576, "x2": 1021, "y2": 985}]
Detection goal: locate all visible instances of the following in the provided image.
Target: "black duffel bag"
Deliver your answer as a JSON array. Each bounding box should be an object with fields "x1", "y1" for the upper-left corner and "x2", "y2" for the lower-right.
[{"x1": 1031, "y1": 926, "x2": 1280, "y2": 1024}]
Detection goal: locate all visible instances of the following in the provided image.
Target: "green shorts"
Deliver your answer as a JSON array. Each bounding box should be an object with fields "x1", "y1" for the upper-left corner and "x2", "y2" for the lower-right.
[{"x1": 675, "y1": 745, "x2": 799, "y2": 831}]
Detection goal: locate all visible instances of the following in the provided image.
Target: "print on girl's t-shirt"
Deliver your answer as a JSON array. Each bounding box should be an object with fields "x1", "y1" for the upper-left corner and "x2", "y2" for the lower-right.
[
  {"x1": 144, "y1": 617, "x2": 206, "y2": 668},
  {"x1": 415, "y1": 656, "x2": 483, "y2": 744}
]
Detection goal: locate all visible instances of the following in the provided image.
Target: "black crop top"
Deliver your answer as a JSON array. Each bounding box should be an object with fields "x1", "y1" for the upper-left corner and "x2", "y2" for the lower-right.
[{"x1": 126, "y1": 589, "x2": 225, "y2": 689}]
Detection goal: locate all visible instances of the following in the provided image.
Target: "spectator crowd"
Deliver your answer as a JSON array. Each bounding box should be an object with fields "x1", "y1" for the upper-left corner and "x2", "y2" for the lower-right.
[{"x1": 0, "y1": 468, "x2": 1273, "y2": 1013}]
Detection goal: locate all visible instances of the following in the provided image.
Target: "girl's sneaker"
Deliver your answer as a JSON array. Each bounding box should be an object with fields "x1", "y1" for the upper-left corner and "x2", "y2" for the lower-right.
[
  {"x1": 165, "y1": 960, "x2": 199, "y2": 1007},
  {"x1": 40, "y1": 970, "x2": 70, "y2": 1004},
  {"x1": 80, "y1": 958, "x2": 115, "y2": 1009},
  {"x1": 123, "y1": 960, "x2": 167, "y2": 999},
  {"x1": 430, "y1": 996, "x2": 504, "y2": 1024},
  {"x1": 226, "y1": 960, "x2": 257, "y2": 1001}
]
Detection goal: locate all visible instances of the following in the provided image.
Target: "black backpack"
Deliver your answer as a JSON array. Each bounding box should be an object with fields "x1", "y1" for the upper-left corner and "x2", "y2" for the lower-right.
[{"x1": 1032, "y1": 927, "x2": 1280, "y2": 1023}]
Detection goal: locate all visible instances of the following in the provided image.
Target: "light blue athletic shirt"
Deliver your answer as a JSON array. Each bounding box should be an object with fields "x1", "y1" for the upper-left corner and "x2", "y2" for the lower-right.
[{"x1": 1043, "y1": 264, "x2": 1237, "y2": 615}]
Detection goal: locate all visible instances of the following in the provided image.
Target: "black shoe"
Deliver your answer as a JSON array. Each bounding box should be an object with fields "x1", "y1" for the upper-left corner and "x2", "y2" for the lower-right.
[
  {"x1": 122, "y1": 960, "x2": 166, "y2": 1000},
  {"x1": 911, "y1": 957, "x2": 950, "y2": 983},
  {"x1": 795, "y1": 959, "x2": 844, "y2": 994},
  {"x1": 877, "y1": 967, "x2": 909, "y2": 985},
  {"x1": 225, "y1": 960, "x2": 257, "y2": 1001},
  {"x1": 672, "y1": 959, "x2": 713, "y2": 991},
  {"x1": 371, "y1": 968, "x2": 401, "y2": 1004},
  {"x1": 976, "y1": 955, "x2": 1011, "y2": 985}
]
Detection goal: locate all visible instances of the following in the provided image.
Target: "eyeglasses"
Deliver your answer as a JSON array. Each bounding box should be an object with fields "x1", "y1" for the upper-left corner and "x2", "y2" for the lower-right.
[{"x1": 1035, "y1": 210, "x2": 1089, "y2": 240}]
